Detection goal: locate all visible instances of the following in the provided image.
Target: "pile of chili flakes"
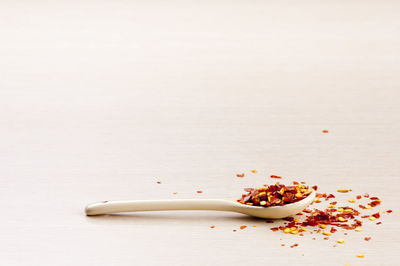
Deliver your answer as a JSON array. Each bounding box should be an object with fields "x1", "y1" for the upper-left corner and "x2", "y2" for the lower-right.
[
  {"x1": 237, "y1": 182, "x2": 312, "y2": 207},
  {"x1": 268, "y1": 184, "x2": 392, "y2": 236}
]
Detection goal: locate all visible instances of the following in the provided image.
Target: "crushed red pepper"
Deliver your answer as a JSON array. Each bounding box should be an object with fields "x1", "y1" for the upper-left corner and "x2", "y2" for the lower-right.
[
  {"x1": 236, "y1": 178, "x2": 388, "y2": 256},
  {"x1": 270, "y1": 175, "x2": 282, "y2": 179},
  {"x1": 240, "y1": 225, "x2": 247, "y2": 230},
  {"x1": 237, "y1": 183, "x2": 313, "y2": 207},
  {"x1": 196, "y1": 190, "x2": 203, "y2": 194},
  {"x1": 236, "y1": 173, "x2": 245, "y2": 178}
]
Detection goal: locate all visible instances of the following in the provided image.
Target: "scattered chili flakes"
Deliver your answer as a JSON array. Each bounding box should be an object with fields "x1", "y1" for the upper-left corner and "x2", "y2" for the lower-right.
[
  {"x1": 364, "y1": 237, "x2": 371, "y2": 241},
  {"x1": 356, "y1": 195, "x2": 362, "y2": 200},
  {"x1": 156, "y1": 181, "x2": 162, "y2": 184},
  {"x1": 387, "y1": 210, "x2": 393, "y2": 213},
  {"x1": 322, "y1": 130, "x2": 329, "y2": 133},
  {"x1": 312, "y1": 185, "x2": 318, "y2": 191},
  {"x1": 240, "y1": 225, "x2": 247, "y2": 230},
  {"x1": 363, "y1": 193, "x2": 369, "y2": 198},
  {"x1": 196, "y1": 190, "x2": 203, "y2": 194},
  {"x1": 233, "y1": 230, "x2": 237, "y2": 232},
  {"x1": 237, "y1": 182, "x2": 312, "y2": 207},
  {"x1": 281, "y1": 244, "x2": 285, "y2": 246},
  {"x1": 290, "y1": 243, "x2": 299, "y2": 248},
  {"x1": 337, "y1": 189, "x2": 351, "y2": 193},
  {"x1": 376, "y1": 222, "x2": 382, "y2": 225},
  {"x1": 210, "y1": 226, "x2": 215, "y2": 229},
  {"x1": 236, "y1": 173, "x2": 245, "y2": 178}
]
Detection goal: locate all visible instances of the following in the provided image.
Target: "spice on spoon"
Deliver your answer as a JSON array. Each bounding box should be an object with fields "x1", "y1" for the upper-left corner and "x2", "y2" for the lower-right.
[{"x1": 237, "y1": 183, "x2": 313, "y2": 207}]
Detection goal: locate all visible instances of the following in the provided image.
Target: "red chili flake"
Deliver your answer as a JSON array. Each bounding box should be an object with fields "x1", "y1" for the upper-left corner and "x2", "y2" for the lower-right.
[
  {"x1": 281, "y1": 244, "x2": 285, "y2": 246},
  {"x1": 270, "y1": 227, "x2": 279, "y2": 231},
  {"x1": 300, "y1": 181, "x2": 306, "y2": 184},
  {"x1": 236, "y1": 173, "x2": 245, "y2": 178},
  {"x1": 312, "y1": 185, "x2": 318, "y2": 191},
  {"x1": 330, "y1": 228, "x2": 337, "y2": 233},
  {"x1": 330, "y1": 201, "x2": 337, "y2": 205},
  {"x1": 364, "y1": 237, "x2": 371, "y2": 241},
  {"x1": 322, "y1": 130, "x2": 329, "y2": 133},
  {"x1": 387, "y1": 210, "x2": 393, "y2": 213},
  {"x1": 370, "y1": 200, "x2": 381, "y2": 207},
  {"x1": 290, "y1": 243, "x2": 299, "y2": 248},
  {"x1": 240, "y1": 225, "x2": 247, "y2": 230},
  {"x1": 196, "y1": 190, "x2": 203, "y2": 194},
  {"x1": 156, "y1": 181, "x2": 162, "y2": 184},
  {"x1": 233, "y1": 230, "x2": 237, "y2": 232},
  {"x1": 293, "y1": 181, "x2": 299, "y2": 185},
  {"x1": 359, "y1": 204, "x2": 366, "y2": 209},
  {"x1": 363, "y1": 193, "x2": 369, "y2": 198},
  {"x1": 361, "y1": 215, "x2": 369, "y2": 218},
  {"x1": 372, "y1": 213, "x2": 380, "y2": 219},
  {"x1": 210, "y1": 226, "x2": 215, "y2": 228},
  {"x1": 270, "y1": 175, "x2": 282, "y2": 179},
  {"x1": 370, "y1": 197, "x2": 379, "y2": 200},
  {"x1": 337, "y1": 189, "x2": 350, "y2": 193},
  {"x1": 323, "y1": 237, "x2": 329, "y2": 240},
  {"x1": 326, "y1": 194, "x2": 335, "y2": 199},
  {"x1": 303, "y1": 209, "x2": 312, "y2": 213},
  {"x1": 376, "y1": 222, "x2": 382, "y2": 225},
  {"x1": 356, "y1": 195, "x2": 362, "y2": 199}
]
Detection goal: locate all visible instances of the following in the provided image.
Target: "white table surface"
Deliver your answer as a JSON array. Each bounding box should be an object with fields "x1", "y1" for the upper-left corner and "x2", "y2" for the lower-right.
[{"x1": 1, "y1": 1, "x2": 399, "y2": 265}]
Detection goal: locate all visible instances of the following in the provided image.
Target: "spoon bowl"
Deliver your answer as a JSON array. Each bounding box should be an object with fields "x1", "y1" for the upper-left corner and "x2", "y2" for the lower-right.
[{"x1": 85, "y1": 190, "x2": 315, "y2": 219}]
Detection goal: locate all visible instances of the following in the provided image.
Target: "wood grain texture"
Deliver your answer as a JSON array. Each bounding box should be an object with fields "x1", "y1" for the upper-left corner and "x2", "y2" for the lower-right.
[{"x1": 1, "y1": 0, "x2": 399, "y2": 265}]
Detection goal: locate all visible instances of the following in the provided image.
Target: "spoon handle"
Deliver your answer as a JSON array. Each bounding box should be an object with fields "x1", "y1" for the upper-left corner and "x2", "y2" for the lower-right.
[{"x1": 85, "y1": 199, "x2": 236, "y2": 216}]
